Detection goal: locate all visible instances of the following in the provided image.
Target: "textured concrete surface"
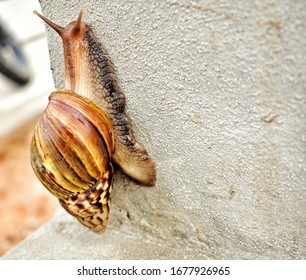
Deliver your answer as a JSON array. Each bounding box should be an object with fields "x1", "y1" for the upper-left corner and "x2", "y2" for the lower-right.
[{"x1": 3, "y1": 0, "x2": 306, "y2": 259}]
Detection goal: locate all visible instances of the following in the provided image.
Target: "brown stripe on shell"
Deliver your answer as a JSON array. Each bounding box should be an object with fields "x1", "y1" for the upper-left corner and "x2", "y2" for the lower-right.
[
  {"x1": 34, "y1": 116, "x2": 77, "y2": 198},
  {"x1": 50, "y1": 91, "x2": 114, "y2": 157},
  {"x1": 43, "y1": 108, "x2": 95, "y2": 191},
  {"x1": 41, "y1": 112, "x2": 91, "y2": 194},
  {"x1": 31, "y1": 124, "x2": 72, "y2": 198},
  {"x1": 46, "y1": 94, "x2": 110, "y2": 179}
]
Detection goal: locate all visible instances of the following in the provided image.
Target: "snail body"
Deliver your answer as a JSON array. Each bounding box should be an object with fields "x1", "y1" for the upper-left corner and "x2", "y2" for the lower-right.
[{"x1": 31, "y1": 11, "x2": 156, "y2": 233}]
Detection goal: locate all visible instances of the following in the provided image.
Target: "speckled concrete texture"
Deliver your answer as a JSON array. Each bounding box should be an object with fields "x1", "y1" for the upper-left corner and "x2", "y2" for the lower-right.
[{"x1": 3, "y1": 0, "x2": 306, "y2": 259}]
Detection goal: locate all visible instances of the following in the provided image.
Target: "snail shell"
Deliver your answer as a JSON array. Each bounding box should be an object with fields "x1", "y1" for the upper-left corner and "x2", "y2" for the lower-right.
[
  {"x1": 31, "y1": 90, "x2": 114, "y2": 232},
  {"x1": 31, "y1": 11, "x2": 156, "y2": 233}
]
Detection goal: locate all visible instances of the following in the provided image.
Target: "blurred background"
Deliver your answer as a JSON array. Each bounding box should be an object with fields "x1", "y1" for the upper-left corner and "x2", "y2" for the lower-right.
[{"x1": 0, "y1": 0, "x2": 59, "y2": 255}]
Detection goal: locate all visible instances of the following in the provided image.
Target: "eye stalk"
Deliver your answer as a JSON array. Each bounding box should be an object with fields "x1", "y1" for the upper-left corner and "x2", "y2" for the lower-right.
[{"x1": 33, "y1": 10, "x2": 64, "y2": 36}]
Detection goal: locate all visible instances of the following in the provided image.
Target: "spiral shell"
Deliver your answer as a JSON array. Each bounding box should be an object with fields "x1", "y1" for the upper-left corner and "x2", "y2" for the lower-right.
[{"x1": 31, "y1": 90, "x2": 114, "y2": 232}]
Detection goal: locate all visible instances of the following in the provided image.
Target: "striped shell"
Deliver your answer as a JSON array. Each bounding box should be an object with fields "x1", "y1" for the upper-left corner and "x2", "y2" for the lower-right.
[{"x1": 31, "y1": 90, "x2": 114, "y2": 233}]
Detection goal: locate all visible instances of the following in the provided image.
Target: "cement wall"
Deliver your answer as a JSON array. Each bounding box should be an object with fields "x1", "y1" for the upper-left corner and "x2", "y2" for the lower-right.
[{"x1": 3, "y1": 0, "x2": 306, "y2": 259}]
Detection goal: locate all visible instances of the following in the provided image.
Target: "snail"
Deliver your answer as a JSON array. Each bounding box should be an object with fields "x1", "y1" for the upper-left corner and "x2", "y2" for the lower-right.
[{"x1": 30, "y1": 10, "x2": 156, "y2": 233}]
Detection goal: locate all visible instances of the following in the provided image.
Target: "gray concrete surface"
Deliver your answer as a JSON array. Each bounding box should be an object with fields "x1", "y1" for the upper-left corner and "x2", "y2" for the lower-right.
[{"x1": 2, "y1": 0, "x2": 306, "y2": 259}]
